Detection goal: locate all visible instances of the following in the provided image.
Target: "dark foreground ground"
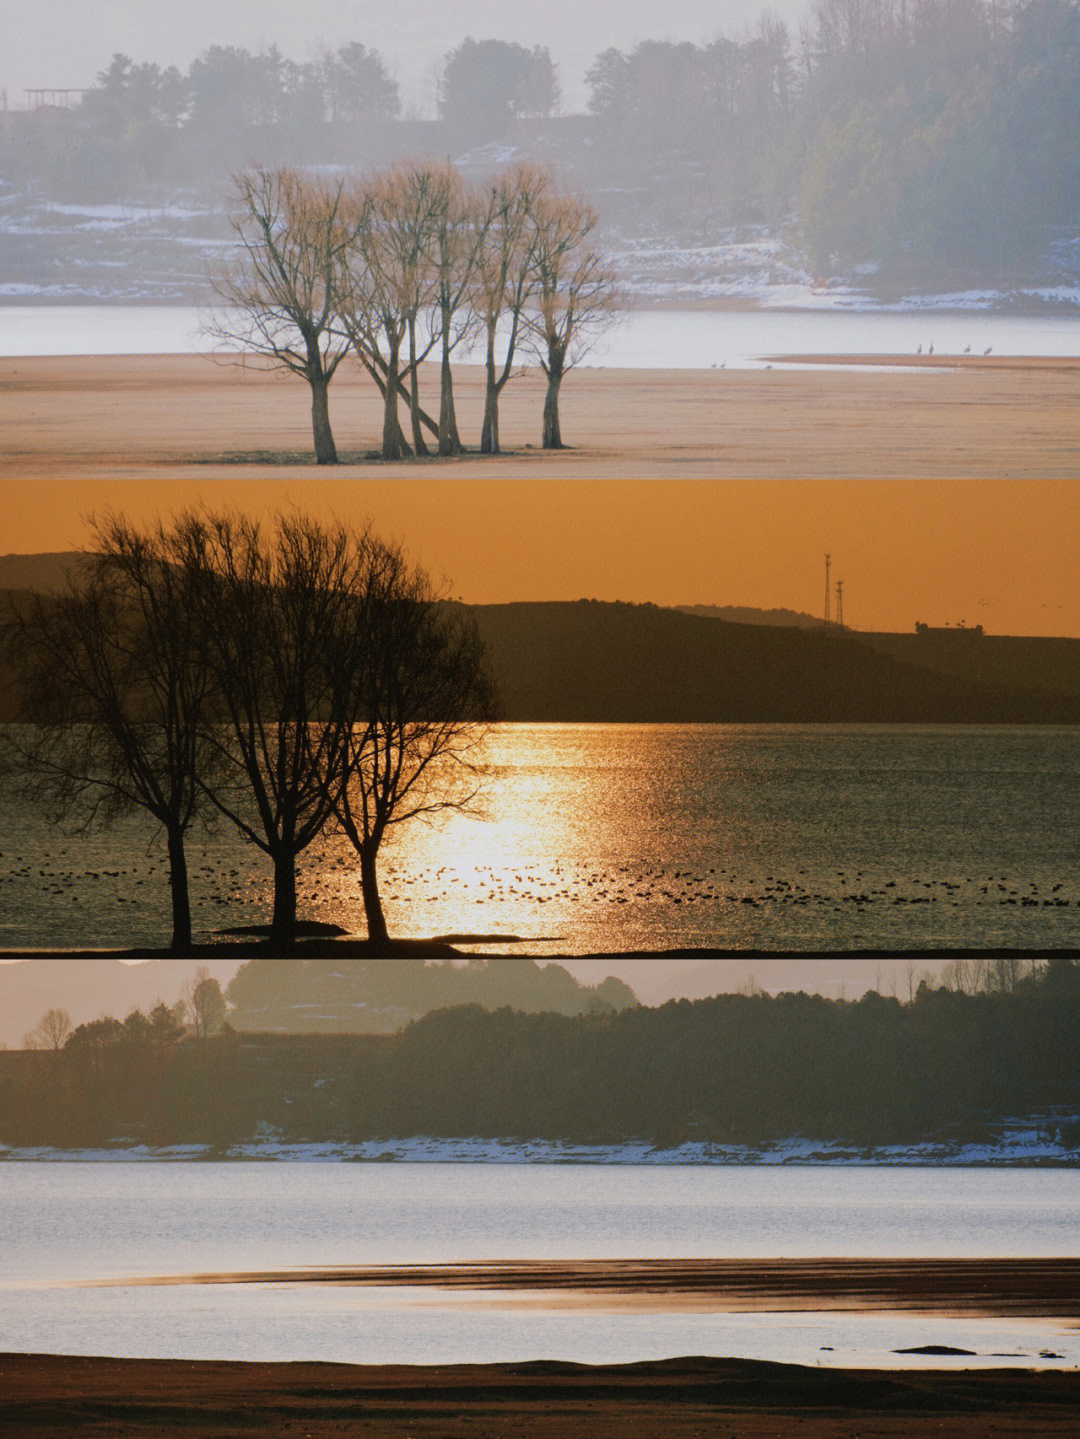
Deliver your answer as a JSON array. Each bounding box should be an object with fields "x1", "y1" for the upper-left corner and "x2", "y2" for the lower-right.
[{"x1": 3, "y1": 1352, "x2": 1080, "y2": 1438}]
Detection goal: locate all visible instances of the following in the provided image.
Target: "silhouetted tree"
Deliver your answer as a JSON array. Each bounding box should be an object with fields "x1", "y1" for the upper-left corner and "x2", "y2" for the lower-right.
[
  {"x1": 183, "y1": 966, "x2": 227, "y2": 1037},
  {"x1": 173, "y1": 510, "x2": 374, "y2": 946},
  {"x1": 2, "y1": 515, "x2": 216, "y2": 952},
  {"x1": 332, "y1": 553, "x2": 495, "y2": 945},
  {"x1": 23, "y1": 1008, "x2": 72, "y2": 1052}
]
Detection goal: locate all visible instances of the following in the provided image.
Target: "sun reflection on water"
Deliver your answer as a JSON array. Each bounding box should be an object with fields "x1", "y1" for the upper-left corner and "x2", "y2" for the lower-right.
[{"x1": 3, "y1": 724, "x2": 1080, "y2": 951}]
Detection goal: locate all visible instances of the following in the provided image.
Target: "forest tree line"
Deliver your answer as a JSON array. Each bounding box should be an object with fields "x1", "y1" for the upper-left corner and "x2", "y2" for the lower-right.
[
  {"x1": 2, "y1": 958, "x2": 1078, "y2": 1151},
  {"x1": 4, "y1": 2, "x2": 1078, "y2": 283}
]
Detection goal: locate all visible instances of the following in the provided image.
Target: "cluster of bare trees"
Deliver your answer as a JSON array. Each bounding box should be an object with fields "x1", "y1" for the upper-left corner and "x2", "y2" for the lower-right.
[
  {"x1": 208, "y1": 161, "x2": 618, "y2": 463},
  {"x1": 3, "y1": 513, "x2": 494, "y2": 954}
]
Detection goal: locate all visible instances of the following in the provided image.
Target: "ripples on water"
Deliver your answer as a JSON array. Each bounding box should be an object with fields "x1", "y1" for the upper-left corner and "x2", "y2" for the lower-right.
[{"x1": 1, "y1": 724, "x2": 1079, "y2": 951}]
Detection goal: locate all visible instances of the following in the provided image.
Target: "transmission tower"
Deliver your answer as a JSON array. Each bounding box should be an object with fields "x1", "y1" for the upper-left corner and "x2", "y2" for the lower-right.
[
  {"x1": 824, "y1": 553, "x2": 831, "y2": 626},
  {"x1": 835, "y1": 579, "x2": 844, "y2": 628}
]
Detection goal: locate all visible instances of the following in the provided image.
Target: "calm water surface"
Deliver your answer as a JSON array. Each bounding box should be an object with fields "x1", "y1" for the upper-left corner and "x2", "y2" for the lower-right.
[
  {"x1": 2, "y1": 1163, "x2": 1078, "y2": 1368},
  {"x1": 2, "y1": 724, "x2": 1079, "y2": 952},
  {"x1": 2, "y1": 304, "x2": 1079, "y2": 365}
]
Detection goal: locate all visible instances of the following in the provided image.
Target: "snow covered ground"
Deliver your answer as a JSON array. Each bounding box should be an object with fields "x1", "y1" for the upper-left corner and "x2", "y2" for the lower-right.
[
  {"x1": 608, "y1": 227, "x2": 1080, "y2": 313},
  {"x1": 2, "y1": 187, "x2": 1079, "y2": 312},
  {"x1": 3, "y1": 1119, "x2": 1077, "y2": 1164}
]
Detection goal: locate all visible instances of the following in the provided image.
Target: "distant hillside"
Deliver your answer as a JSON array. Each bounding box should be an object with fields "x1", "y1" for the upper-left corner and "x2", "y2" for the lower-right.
[
  {"x1": 861, "y1": 631, "x2": 1080, "y2": 704},
  {"x1": 0, "y1": 552, "x2": 91, "y2": 593},
  {"x1": 472, "y1": 601, "x2": 1078, "y2": 723},
  {"x1": 673, "y1": 605, "x2": 822, "y2": 629},
  {"x1": 224, "y1": 958, "x2": 638, "y2": 1034},
  {"x1": 3, "y1": 562, "x2": 1078, "y2": 724}
]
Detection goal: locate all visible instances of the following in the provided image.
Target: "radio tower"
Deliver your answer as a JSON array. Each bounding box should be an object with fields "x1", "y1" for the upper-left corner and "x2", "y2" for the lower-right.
[
  {"x1": 835, "y1": 579, "x2": 844, "y2": 628},
  {"x1": 824, "y1": 554, "x2": 831, "y2": 626}
]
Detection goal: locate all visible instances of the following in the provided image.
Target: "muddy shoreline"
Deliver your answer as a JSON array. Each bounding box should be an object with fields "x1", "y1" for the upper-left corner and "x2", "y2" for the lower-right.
[
  {"x1": 4, "y1": 352, "x2": 1080, "y2": 478},
  {"x1": 75, "y1": 1257, "x2": 1080, "y2": 1319},
  {"x1": 4, "y1": 1351, "x2": 1079, "y2": 1438}
]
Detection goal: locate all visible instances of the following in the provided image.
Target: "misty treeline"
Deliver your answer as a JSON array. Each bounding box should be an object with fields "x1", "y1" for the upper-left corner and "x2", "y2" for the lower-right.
[
  {"x1": 20, "y1": 968, "x2": 225, "y2": 1052},
  {"x1": 5, "y1": 39, "x2": 557, "y2": 198},
  {"x1": 0, "y1": 512, "x2": 494, "y2": 953},
  {"x1": 2, "y1": 959, "x2": 1077, "y2": 1151},
  {"x1": 5, "y1": 4, "x2": 1079, "y2": 285},
  {"x1": 211, "y1": 162, "x2": 617, "y2": 460},
  {"x1": 586, "y1": 0, "x2": 1080, "y2": 278},
  {"x1": 224, "y1": 956, "x2": 638, "y2": 1033}
]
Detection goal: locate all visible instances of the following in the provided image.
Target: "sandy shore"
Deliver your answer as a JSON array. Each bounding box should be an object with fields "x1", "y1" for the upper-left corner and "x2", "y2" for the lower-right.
[
  {"x1": 3, "y1": 352, "x2": 1080, "y2": 478},
  {"x1": 81, "y1": 1258, "x2": 1080, "y2": 1319},
  {"x1": 4, "y1": 1352, "x2": 1080, "y2": 1437}
]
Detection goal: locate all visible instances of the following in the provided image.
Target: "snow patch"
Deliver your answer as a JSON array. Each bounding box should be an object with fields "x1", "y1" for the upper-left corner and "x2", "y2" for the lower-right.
[{"x1": 2, "y1": 1117, "x2": 1077, "y2": 1165}]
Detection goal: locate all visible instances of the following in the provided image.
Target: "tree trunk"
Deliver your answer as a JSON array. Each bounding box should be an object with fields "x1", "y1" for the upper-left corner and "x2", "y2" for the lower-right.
[
  {"x1": 407, "y1": 317, "x2": 429, "y2": 456},
  {"x1": 542, "y1": 368, "x2": 564, "y2": 449},
  {"x1": 309, "y1": 373, "x2": 338, "y2": 464},
  {"x1": 167, "y1": 823, "x2": 192, "y2": 955},
  {"x1": 270, "y1": 848, "x2": 298, "y2": 949},
  {"x1": 360, "y1": 842, "x2": 389, "y2": 947},
  {"x1": 382, "y1": 335, "x2": 408, "y2": 459},
  {"x1": 357, "y1": 346, "x2": 440, "y2": 440},
  {"x1": 480, "y1": 332, "x2": 500, "y2": 454},
  {"x1": 480, "y1": 380, "x2": 500, "y2": 454},
  {"x1": 438, "y1": 312, "x2": 462, "y2": 455}
]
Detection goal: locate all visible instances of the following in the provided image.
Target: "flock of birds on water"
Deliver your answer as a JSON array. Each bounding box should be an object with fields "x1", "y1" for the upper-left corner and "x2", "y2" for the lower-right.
[{"x1": 3, "y1": 846, "x2": 1076, "y2": 950}]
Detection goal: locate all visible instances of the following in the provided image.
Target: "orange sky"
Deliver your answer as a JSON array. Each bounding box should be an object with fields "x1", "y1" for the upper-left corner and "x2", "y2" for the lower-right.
[{"x1": 3, "y1": 477, "x2": 1078, "y2": 636}]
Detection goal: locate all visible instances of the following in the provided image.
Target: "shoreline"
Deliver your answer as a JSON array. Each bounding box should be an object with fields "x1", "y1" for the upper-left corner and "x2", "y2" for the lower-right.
[
  {"x1": 4, "y1": 351, "x2": 1080, "y2": 478},
  {"x1": 4, "y1": 1351, "x2": 1080, "y2": 1438},
  {"x1": 71, "y1": 1258, "x2": 1080, "y2": 1319},
  {"x1": 4, "y1": 1129, "x2": 1078, "y2": 1167},
  {"x1": 4, "y1": 944, "x2": 1079, "y2": 960}
]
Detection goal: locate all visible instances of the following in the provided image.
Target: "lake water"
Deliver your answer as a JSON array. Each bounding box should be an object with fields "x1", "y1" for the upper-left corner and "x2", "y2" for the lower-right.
[
  {"x1": 1, "y1": 1163, "x2": 1077, "y2": 1368},
  {"x1": 2, "y1": 724, "x2": 1079, "y2": 953},
  {"x1": 2, "y1": 304, "x2": 1079, "y2": 366}
]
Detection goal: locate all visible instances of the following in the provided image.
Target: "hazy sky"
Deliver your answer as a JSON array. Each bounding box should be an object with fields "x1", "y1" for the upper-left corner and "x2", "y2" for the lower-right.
[
  {"x1": 4, "y1": 478, "x2": 1079, "y2": 636},
  {"x1": 3, "y1": 0, "x2": 810, "y2": 115}
]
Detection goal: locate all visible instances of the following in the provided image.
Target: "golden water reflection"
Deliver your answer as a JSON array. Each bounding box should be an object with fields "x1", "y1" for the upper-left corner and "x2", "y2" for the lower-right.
[{"x1": 4, "y1": 723, "x2": 1080, "y2": 951}]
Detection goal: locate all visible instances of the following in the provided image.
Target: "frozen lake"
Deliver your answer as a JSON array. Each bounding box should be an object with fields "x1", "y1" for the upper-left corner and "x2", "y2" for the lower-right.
[
  {"x1": 2, "y1": 304, "x2": 1080, "y2": 366},
  {"x1": 2, "y1": 1162, "x2": 1078, "y2": 1369}
]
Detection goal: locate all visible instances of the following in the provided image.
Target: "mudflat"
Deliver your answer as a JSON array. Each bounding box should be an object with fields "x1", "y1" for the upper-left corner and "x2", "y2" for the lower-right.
[
  {"x1": 82, "y1": 1257, "x2": 1080, "y2": 1318},
  {"x1": 2, "y1": 352, "x2": 1079, "y2": 478},
  {"x1": 4, "y1": 1352, "x2": 1079, "y2": 1438}
]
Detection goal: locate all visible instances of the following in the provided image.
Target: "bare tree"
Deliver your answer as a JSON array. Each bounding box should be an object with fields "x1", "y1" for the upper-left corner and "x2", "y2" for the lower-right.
[
  {"x1": 429, "y1": 164, "x2": 483, "y2": 455},
  {"x1": 332, "y1": 552, "x2": 495, "y2": 946},
  {"x1": 23, "y1": 1008, "x2": 72, "y2": 1051},
  {"x1": 2, "y1": 516, "x2": 216, "y2": 952},
  {"x1": 173, "y1": 510, "x2": 374, "y2": 946},
  {"x1": 336, "y1": 166, "x2": 446, "y2": 459},
  {"x1": 182, "y1": 966, "x2": 227, "y2": 1037},
  {"x1": 472, "y1": 164, "x2": 548, "y2": 454},
  {"x1": 207, "y1": 167, "x2": 354, "y2": 464},
  {"x1": 942, "y1": 957, "x2": 979, "y2": 994},
  {"x1": 522, "y1": 189, "x2": 619, "y2": 449}
]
